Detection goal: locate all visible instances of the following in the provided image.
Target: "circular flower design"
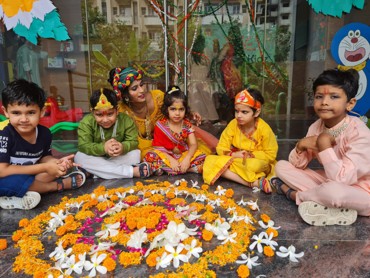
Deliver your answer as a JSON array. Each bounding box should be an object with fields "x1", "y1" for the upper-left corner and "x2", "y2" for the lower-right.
[{"x1": 11, "y1": 180, "x2": 303, "y2": 277}]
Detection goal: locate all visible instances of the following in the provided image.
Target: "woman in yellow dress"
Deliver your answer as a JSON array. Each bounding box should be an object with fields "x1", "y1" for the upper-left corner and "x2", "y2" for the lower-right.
[
  {"x1": 108, "y1": 67, "x2": 218, "y2": 159},
  {"x1": 203, "y1": 89, "x2": 278, "y2": 193}
]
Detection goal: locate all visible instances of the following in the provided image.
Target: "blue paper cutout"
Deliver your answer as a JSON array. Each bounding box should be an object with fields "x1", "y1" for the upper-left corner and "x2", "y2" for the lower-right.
[{"x1": 307, "y1": 0, "x2": 364, "y2": 17}]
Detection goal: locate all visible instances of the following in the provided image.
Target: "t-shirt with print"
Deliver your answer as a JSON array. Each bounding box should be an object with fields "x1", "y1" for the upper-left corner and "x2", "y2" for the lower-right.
[{"x1": 0, "y1": 124, "x2": 52, "y2": 165}]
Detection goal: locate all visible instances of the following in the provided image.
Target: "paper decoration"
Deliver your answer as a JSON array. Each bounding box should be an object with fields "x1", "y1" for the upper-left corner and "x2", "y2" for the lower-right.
[
  {"x1": 0, "y1": 0, "x2": 70, "y2": 44},
  {"x1": 307, "y1": 0, "x2": 364, "y2": 17}
]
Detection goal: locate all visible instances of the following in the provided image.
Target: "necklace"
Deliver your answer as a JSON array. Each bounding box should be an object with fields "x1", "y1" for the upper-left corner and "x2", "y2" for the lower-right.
[
  {"x1": 129, "y1": 102, "x2": 152, "y2": 140},
  {"x1": 324, "y1": 119, "x2": 348, "y2": 138}
]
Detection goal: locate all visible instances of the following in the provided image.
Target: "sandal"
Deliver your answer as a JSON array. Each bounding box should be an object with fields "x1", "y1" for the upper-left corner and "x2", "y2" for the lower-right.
[
  {"x1": 138, "y1": 162, "x2": 152, "y2": 178},
  {"x1": 0, "y1": 191, "x2": 41, "y2": 210},
  {"x1": 259, "y1": 177, "x2": 272, "y2": 194},
  {"x1": 57, "y1": 171, "x2": 86, "y2": 192},
  {"x1": 270, "y1": 177, "x2": 294, "y2": 200}
]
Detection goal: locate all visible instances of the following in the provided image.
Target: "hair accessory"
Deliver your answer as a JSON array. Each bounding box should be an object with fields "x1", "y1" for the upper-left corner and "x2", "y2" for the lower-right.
[
  {"x1": 112, "y1": 67, "x2": 143, "y2": 97},
  {"x1": 167, "y1": 87, "x2": 180, "y2": 95},
  {"x1": 235, "y1": 89, "x2": 261, "y2": 109},
  {"x1": 94, "y1": 88, "x2": 114, "y2": 110}
]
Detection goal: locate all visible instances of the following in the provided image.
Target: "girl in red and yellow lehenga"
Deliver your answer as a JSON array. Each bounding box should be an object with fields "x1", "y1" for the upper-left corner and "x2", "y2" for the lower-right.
[
  {"x1": 203, "y1": 89, "x2": 278, "y2": 193},
  {"x1": 144, "y1": 86, "x2": 206, "y2": 175}
]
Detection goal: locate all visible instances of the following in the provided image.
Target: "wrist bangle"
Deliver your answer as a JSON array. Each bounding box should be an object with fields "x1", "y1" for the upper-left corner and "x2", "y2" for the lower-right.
[{"x1": 229, "y1": 151, "x2": 233, "y2": 156}]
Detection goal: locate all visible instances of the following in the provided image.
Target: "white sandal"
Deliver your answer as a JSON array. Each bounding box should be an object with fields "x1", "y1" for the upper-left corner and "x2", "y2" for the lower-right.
[
  {"x1": 0, "y1": 191, "x2": 41, "y2": 210},
  {"x1": 298, "y1": 201, "x2": 357, "y2": 226}
]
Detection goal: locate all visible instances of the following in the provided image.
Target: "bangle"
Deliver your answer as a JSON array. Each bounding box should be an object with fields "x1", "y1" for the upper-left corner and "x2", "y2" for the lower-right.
[{"x1": 229, "y1": 151, "x2": 233, "y2": 156}]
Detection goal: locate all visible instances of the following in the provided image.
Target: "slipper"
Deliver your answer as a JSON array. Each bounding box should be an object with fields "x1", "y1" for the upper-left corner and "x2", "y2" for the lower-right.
[
  {"x1": 298, "y1": 201, "x2": 357, "y2": 226},
  {"x1": 57, "y1": 170, "x2": 86, "y2": 192},
  {"x1": 259, "y1": 177, "x2": 272, "y2": 194},
  {"x1": 78, "y1": 167, "x2": 93, "y2": 179},
  {"x1": 270, "y1": 177, "x2": 284, "y2": 194},
  {"x1": 138, "y1": 162, "x2": 152, "y2": 178},
  {"x1": 0, "y1": 191, "x2": 41, "y2": 210}
]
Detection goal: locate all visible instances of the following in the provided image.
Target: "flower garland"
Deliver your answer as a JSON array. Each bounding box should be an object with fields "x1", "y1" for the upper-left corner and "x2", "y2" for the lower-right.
[{"x1": 11, "y1": 180, "x2": 304, "y2": 277}]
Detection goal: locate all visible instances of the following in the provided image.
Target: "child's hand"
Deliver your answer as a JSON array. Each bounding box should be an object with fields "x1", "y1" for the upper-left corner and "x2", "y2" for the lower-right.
[
  {"x1": 46, "y1": 160, "x2": 67, "y2": 177},
  {"x1": 296, "y1": 136, "x2": 318, "y2": 152},
  {"x1": 191, "y1": 112, "x2": 202, "y2": 126},
  {"x1": 232, "y1": 151, "x2": 246, "y2": 159},
  {"x1": 169, "y1": 157, "x2": 181, "y2": 172},
  {"x1": 57, "y1": 154, "x2": 77, "y2": 171},
  {"x1": 316, "y1": 132, "x2": 336, "y2": 152},
  {"x1": 109, "y1": 139, "x2": 123, "y2": 157},
  {"x1": 179, "y1": 157, "x2": 191, "y2": 172}
]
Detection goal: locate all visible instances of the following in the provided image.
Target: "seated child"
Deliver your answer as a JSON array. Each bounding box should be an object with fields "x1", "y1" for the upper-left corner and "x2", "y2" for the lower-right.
[
  {"x1": 0, "y1": 79, "x2": 86, "y2": 210},
  {"x1": 144, "y1": 86, "x2": 206, "y2": 175},
  {"x1": 203, "y1": 88, "x2": 278, "y2": 193},
  {"x1": 74, "y1": 88, "x2": 151, "y2": 179},
  {"x1": 273, "y1": 69, "x2": 370, "y2": 226}
]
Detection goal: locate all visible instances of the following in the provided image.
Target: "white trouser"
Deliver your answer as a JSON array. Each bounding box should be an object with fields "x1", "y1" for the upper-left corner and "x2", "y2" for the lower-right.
[{"x1": 74, "y1": 150, "x2": 140, "y2": 179}]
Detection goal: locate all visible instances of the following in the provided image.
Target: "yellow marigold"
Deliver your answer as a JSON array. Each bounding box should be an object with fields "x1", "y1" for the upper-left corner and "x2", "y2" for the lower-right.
[
  {"x1": 136, "y1": 218, "x2": 147, "y2": 229},
  {"x1": 33, "y1": 271, "x2": 46, "y2": 278},
  {"x1": 169, "y1": 197, "x2": 186, "y2": 206},
  {"x1": 166, "y1": 191, "x2": 175, "y2": 199},
  {"x1": 75, "y1": 210, "x2": 95, "y2": 220},
  {"x1": 264, "y1": 246, "x2": 274, "y2": 257},
  {"x1": 202, "y1": 229, "x2": 213, "y2": 241},
  {"x1": 125, "y1": 195, "x2": 139, "y2": 203},
  {"x1": 163, "y1": 181, "x2": 171, "y2": 187},
  {"x1": 237, "y1": 264, "x2": 250, "y2": 278},
  {"x1": 103, "y1": 256, "x2": 116, "y2": 272},
  {"x1": 179, "y1": 180, "x2": 188, "y2": 187},
  {"x1": 0, "y1": 238, "x2": 7, "y2": 250},
  {"x1": 149, "y1": 194, "x2": 165, "y2": 203},
  {"x1": 55, "y1": 226, "x2": 67, "y2": 236},
  {"x1": 126, "y1": 219, "x2": 137, "y2": 230},
  {"x1": 225, "y1": 189, "x2": 234, "y2": 198},
  {"x1": 135, "y1": 181, "x2": 144, "y2": 187},
  {"x1": 72, "y1": 243, "x2": 91, "y2": 257},
  {"x1": 65, "y1": 214, "x2": 74, "y2": 223},
  {"x1": 18, "y1": 218, "x2": 29, "y2": 228},
  {"x1": 12, "y1": 230, "x2": 23, "y2": 242},
  {"x1": 201, "y1": 184, "x2": 209, "y2": 191},
  {"x1": 119, "y1": 251, "x2": 141, "y2": 267},
  {"x1": 146, "y1": 249, "x2": 163, "y2": 267},
  {"x1": 260, "y1": 213, "x2": 270, "y2": 223},
  {"x1": 144, "y1": 191, "x2": 152, "y2": 198},
  {"x1": 266, "y1": 227, "x2": 278, "y2": 238},
  {"x1": 110, "y1": 195, "x2": 119, "y2": 202}
]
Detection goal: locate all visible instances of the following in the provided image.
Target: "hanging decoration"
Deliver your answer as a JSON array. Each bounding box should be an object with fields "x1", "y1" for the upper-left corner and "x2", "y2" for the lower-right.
[
  {"x1": 0, "y1": 0, "x2": 70, "y2": 44},
  {"x1": 307, "y1": 0, "x2": 364, "y2": 17}
]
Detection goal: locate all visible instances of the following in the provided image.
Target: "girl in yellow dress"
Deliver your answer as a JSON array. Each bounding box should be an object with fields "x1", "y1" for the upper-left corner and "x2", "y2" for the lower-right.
[{"x1": 203, "y1": 89, "x2": 278, "y2": 193}]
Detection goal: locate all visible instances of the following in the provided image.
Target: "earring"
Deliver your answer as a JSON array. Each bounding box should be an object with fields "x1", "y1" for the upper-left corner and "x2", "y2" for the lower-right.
[{"x1": 124, "y1": 97, "x2": 129, "y2": 103}]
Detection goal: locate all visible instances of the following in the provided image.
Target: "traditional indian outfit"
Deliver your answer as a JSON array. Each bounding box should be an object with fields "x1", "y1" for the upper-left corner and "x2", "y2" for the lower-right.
[
  {"x1": 144, "y1": 118, "x2": 206, "y2": 175},
  {"x1": 275, "y1": 116, "x2": 370, "y2": 216},
  {"x1": 119, "y1": 89, "x2": 218, "y2": 159},
  {"x1": 203, "y1": 118, "x2": 278, "y2": 185}
]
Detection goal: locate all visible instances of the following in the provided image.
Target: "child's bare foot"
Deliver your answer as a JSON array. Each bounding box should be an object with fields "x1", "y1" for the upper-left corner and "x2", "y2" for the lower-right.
[{"x1": 56, "y1": 172, "x2": 86, "y2": 192}]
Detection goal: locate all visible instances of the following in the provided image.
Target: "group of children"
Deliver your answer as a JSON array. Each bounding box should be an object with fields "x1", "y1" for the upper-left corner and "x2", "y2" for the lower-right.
[{"x1": 0, "y1": 68, "x2": 369, "y2": 227}]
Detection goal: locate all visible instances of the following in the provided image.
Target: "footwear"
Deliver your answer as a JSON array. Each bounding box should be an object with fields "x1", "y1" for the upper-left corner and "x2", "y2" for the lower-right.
[
  {"x1": 78, "y1": 167, "x2": 93, "y2": 179},
  {"x1": 270, "y1": 177, "x2": 294, "y2": 200},
  {"x1": 259, "y1": 177, "x2": 272, "y2": 194},
  {"x1": 138, "y1": 162, "x2": 152, "y2": 178},
  {"x1": 0, "y1": 191, "x2": 41, "y2": 210},
  {"x1": 298, "y1": 201, "x2": 357, "y2": 226},
  {"x1": 57, "y1": 170, "x2": 86, "y2": 192}
]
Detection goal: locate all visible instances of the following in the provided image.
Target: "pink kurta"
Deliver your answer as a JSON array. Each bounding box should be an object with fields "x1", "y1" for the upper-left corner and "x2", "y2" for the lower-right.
[{"x1": 275, "y1": 116, "x2": 370, "y2": 216}]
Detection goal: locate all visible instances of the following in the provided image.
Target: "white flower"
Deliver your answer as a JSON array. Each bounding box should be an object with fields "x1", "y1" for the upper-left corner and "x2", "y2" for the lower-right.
[
  {"x1": 205, "y1": 219, "x2": 230, "y2": 240},
  {"x1": 237, "y1": 197, "x2": 248, "y2": 206},
  {"x1": 127, "y1": 227, "x2": 147, "y2": 249},
  {"x1": 208, "y1": 198, "x2": 223, "y2": 208},
  {"x1": 49, "y1": 242, "x2": 72, "y2": 264},
  {"x1": 258, "y1": 219, "x2": 281, "y2": 230},
  {"x1": 100, "y1": 201, "x2": 128, "y2": 216},
  {"x1": 84, "y1": 253, "x2": 107, "y2": 277},
  {"x1": 221, "y1": 232, "x2": 237, "y2": 244},
  {"x1": 61, "y1": 254, "x2": 84, "y2": 275},
  {"x1": 97, "y1": 193, "x2": 109, "y2": 202},
  {"x1": 226, "y1": 206, "x2": 236, "y2": 213},
  {"x1": 47, "y1": 210, "x2": 67, "y2": 232},
  {"x1": 227, "y1": 212, "x2": 244, "y2": 223},
  {"x1": 162, "y1": 221, "x2": 189, "y2": 246},
  {"x1": 247, "y1": 199, "x2": 260, "y2": 211},
  {"x1": 249, "y1": 232, "x2": 268, "y2": 253},
  {"x1": 95, "y1": 222, "x2": 120, "y2": 239},
  {"x1": 164, "y1": 244, "x2": 189, "y2": 268},
  {"x1": 156, "y1": 252, "x2": 171, "y2": 269},
  {"x1": 276, "y1": 245, "x2": 304, "y2": 262},
  {"x1": 236, "y1": 253, "x2": 261, "y2": 269},
  {"x1": 214, "y1": 185, "x2": 226, "y2": 196},
  {"x1": 193, "y1": 194, "x2": 207, "y2": 202},
  {"x1": 90, "y1": 242, "x2": 116, "y2": 255},
  {"x1": 262, "y1": 232, "x2": 278, "y2": 250},
  {"x1": 185, "y1": 239, "x2": 203, "y2": 258},
  {"x1": 242, "y1": 215, "x2": 254, "y2": 225},
  {"x1": 252, "y1": 187, "x2": 261, "y2": 193},
  {"x1": 65, "y1": 201, "x2": 84, "y2": 210},
  {"x1": 174, "y1": 179, "x2": 186, "y2": 186},
  {"x1": 187, "y1": 212, "x2": 202, "y2": 222},
  {"x1": 190, "y1": 180, "x2": 200, "y2": 188}
]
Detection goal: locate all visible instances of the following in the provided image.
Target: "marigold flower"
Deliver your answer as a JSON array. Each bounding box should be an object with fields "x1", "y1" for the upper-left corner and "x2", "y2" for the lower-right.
[
  {"x1": 264, "y1": 246, "x2": 275, "y2": 257},
  {"x1": 0, "y1": 239, "x2": 7, "y2": 250},
  {"x1": 33, "y1": 271, "x2": 47, "y2": 278},
  {"x1": 126, "y1": 219, "x2": 137, "y2": 230},
  {"x1": 201, "y1": 184, "x2": 209, "y2": 191},
  {"x1": 18, "y1": 218, "x2": 29, "y2": 228},
  {"x1": 12, "y1": 230, "x2": 23, "y2": 242},
  {"x1": 135, "y1": 181, "x2": 144, "y2": 187},
  {"x1": 266, "y1": 227, "x2": 279, "y2": 238},
  {"x1": 166, "y1": 191, "x2": 175, "y2": 199},
  {"x1": 103, "y1": 256, "x2": 117, "y2": 271},
  {"x1": 65, "y1": 214, "x2": 74, "y2": 223},
  {"x1": 260, "y1": 213, "x2": 270, "y2": 223},
  {"x1": 225, "y1": 189, "x2": 234, "y2": 198},
  {"x1": 237, "y1": 264, "x2": 250, "y2": 278},
  {"x1": 202, "y1": 229, "x2": 213, "y2": 241},
  {"x1": 55, "y1": 226, "x2": 67, "y2": 236},
  {"x1": 119, "y1": 251, "x2": 141, "y2": 267}
]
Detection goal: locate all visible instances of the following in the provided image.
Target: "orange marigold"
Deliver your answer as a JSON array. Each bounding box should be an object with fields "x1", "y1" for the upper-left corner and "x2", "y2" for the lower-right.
[
  {"x1": 135, "y1": 181, "x2": 144, "y2": 187},
  {"x1": 119, "y1": 251, "x2": 141, "y2": 267},
  {"x1": 103, "y1": 256, "x2": 117, "y2": 272},
  {"x1": 33, "y1": 271, "x2": 47, "y2": 278},
  {"x1": 201, "y1": 184, "x2": 209, "y2": 191},
  {"x1": 55, "y1": 226, "x2": 67, "y2": 236},
  {"x1": 225, "y1": 189, "x2": 234, "y2": 198},
  {"x1": 12, "y1": 230, "x2": 23, "y2": 242},
  {"x1": 266, "y1": 227, "x2": 278, "y2": 238},
  {"x1": 18, "y1": 218, "x2": 29, "y2": 228},
  {"x1": 0, "y1": 238, "x2": 7, "y2": 250},
  {"x1": 65, "y1": 214, "x2": 74, "y2": 223},
  {"x1": 237, "y1": 264, "x2": 250, "y2": 278},
  {"x1": 260, "y1": 213, "x2": 270, "y2": 223},
  {"x1": 166, "y1": 191, "x2": 175, "y2": 199},
  {"x1": 202, "y1": 229, "x2": 213, "y2": 241},
  {"x1": 263, "y1": 246, "x2": 274, "y2": 257}
]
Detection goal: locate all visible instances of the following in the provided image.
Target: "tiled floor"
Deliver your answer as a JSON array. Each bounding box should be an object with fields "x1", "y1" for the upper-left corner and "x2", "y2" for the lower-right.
[{"x1": 0, "y1": 120, "x2": 369, "y2": 277}]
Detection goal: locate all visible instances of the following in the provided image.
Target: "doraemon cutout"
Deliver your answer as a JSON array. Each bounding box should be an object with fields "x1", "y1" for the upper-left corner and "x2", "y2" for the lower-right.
[{"x1": 331, "y1": 22, "x2": 370, "y2": 116}]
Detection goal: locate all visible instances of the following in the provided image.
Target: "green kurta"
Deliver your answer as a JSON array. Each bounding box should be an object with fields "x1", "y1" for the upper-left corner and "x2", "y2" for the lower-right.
[{"x1": 78, "y1": 113, "x2": 139, "y2": 156}]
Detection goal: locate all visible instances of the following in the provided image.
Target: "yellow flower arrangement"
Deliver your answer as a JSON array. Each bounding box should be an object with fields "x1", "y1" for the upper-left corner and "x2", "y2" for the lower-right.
[
  {"x1": 0, "y1": 238, "x2": 7, "y2": 250},
  {"x1": 11, "y1": 180, "x2": 303, "y2": 277}
]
